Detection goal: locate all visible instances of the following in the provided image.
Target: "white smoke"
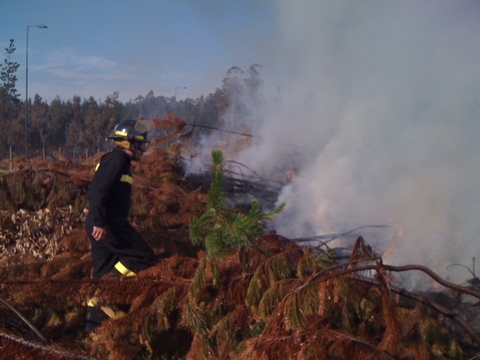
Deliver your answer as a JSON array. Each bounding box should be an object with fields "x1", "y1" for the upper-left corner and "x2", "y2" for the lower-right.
[{"x1": 231, "y1": 0, "x2": 480, "y2": 285}]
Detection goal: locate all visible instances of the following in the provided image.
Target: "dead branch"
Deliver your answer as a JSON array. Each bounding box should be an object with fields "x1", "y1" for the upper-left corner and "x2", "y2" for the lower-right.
[
  {"x1": 383, "y1": 263, "x2": 480, "y2": 300},
  {"x1": 292, "y1": 225, "x2": 389, "y2": 244},
  {"x1": 356, "y1": 275, "x2": 480, "y2": 347},
  {"x1": 272, "y1": 252, "x2": 480, "y2": 348},
  {"x1": 0, "y1": 332, "x2": 99, "y2": 360},
  {"x1": 0, "y1": 297, "x2": 47, "y2": 344},
  {"x1": 292, "y1": 258, "x2": 480, "y2": 301}
]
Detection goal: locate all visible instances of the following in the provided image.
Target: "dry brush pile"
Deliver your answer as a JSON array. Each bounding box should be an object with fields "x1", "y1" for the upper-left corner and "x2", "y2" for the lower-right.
[{"x1": 0, "y1": 116, "x2": 479, "y2": 359}]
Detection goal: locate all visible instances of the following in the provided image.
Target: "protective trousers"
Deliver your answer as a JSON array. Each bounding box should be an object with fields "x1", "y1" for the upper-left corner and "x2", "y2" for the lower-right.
[
  {"x1": 84, "y1": 214, "x2": 156, "y2": 333},
  {"x1": 85, "y1": 213, "x2": 157, "y2": 279}
]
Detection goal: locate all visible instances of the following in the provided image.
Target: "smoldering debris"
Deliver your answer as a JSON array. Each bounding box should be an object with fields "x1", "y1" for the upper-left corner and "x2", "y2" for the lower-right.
[{"x1": 0, "y1": 115, "x2": 479, "y2": 358}]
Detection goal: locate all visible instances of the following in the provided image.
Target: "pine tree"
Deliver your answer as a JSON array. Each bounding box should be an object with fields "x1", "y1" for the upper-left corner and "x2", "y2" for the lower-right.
[
  {"x1": 0, "y1": 39, "x2": 22, "y2": 158},
  {"x1": 0, "y1": 39, "x2": 20, "y2": 103},
  {"x1": 189, "y1": 149, "x2": 285, "y2": 293}
]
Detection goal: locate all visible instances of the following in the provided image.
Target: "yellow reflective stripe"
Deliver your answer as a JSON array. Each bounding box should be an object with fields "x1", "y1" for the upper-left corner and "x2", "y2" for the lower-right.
[
  {"x1": 115, "y1": 130, "x2": 128, "y2": 137},
  {"x1": 87, "y1": 297, "x2": 98, "y2": 307},
  {"x1": 114, "y1": 261, "x2": 136, "y2": 277},
  {"x1": 95, "y1": 163, "x2": 100, "y2": 171},
  {"x1": 100, "y1": 305, "x2": 126, "y2": 320},
  {"x1": 114, "y1": 131, "x2": 144, "y2": 140},
  {"x1": 120, "y1": 174, "x2": 133, "y2": 184}
]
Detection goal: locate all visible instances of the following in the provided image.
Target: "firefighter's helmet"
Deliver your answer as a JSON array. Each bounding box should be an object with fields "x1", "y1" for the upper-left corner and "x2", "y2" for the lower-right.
[{"x1": 107, "y1": 119, "x2": 152, "y2": 152}]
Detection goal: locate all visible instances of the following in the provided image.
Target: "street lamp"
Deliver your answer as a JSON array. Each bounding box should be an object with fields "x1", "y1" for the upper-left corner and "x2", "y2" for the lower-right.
[
  {"x1": 175, "y1": 86, "x2": 187, "y2": 99},
  {"x1": 25, "y1": 24, "x2": 48, "y2": 158}
]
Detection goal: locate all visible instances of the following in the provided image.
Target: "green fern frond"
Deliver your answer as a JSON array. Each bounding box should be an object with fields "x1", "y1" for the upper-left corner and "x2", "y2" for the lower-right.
[
  {"x1": 316, "y1": 249, "x2": 336, "y2": 269},
  {"x1": 192, "y1": 257, "x2": 207, "y2": 301},
  {"x1": 297, "y1": 247, "x2": 321, "y2": 279},
  {"x1": 266, "y1": 253, "x2": 293, "y2": 287},
  {"x1": 284, "y1": 293, "x2": 304, "y2": 330},
  {"x1": 246, "y1": 253, "x2": 293, "y2": 307},
  {"x1": 240, "y1": 334, "x2": 302, "y2": 360},
  {"x1": 149, "y1": 287, "x2": 179, "y2": 330},
  {"x1": 209, "y1": 305, "x2": 250, "y2": 350},
  {"x1": 246, "y1": 252, "x2": 294, "y2": 311},
  {"x1": 189, "y1": 208, "x2": 216, "y2": 247},
  {"x1": 284, "y1": 282, "x2": 319, "y2": 330},
  {"x1": 258, "y1": 279, "x2": 297, "y2": 318},
  {"x1": 246, "y1": 267, "x2": 267, "y2": 309},
  {"x1": 181, "y1": 302, "x2": 211, "y2": 336},
  {"x1": 208, "y1": 149, "x2": 225, "y2": 210},
  {"x1": 210, "y1": 260, "x2": 220, "y2": 287}
]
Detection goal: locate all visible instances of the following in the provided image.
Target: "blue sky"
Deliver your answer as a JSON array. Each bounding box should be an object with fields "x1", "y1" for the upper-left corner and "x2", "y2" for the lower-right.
[{"x1": 1, "y1": 0, "x2": 274, "y2": 102}]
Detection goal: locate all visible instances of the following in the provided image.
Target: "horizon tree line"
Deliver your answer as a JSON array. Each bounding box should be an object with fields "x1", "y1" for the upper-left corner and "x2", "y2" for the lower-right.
[{"x1": 0, "y1": 39, "x2": 264, "y2": 160}]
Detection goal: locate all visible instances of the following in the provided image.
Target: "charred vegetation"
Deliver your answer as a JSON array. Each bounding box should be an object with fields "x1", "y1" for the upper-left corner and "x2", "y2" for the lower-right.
[{"x1": 0, "y1": 115, "x2": 478, "y2": 359}]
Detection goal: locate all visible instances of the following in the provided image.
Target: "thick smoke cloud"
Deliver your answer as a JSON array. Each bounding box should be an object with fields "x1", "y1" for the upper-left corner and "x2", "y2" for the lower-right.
[{"x1": 236, "y1": 1, "x2": 480, "y2": 285}]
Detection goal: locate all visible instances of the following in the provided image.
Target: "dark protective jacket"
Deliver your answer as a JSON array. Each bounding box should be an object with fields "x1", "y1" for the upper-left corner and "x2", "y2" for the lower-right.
[
  {"x1": 88, "y1": 147, "x2": 133, "y2": 227},
  {"x1": 86, "y1": 147, "x2": 156, "y2": 279}
]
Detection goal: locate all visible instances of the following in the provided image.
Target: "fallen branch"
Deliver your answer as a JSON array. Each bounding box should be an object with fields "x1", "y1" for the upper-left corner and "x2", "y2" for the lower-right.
[
  {"x1": 0, "y1": 332, "x2": 99, "y2": 360},
  {"x1": 0, "y1": 297, "x2": 47, "y2": 344},
  {"x1": 356, "y1": 276, "x2": 480, "y2": 346},
  {"x1": 383, "y1": 263, "x2": 480, "y2": 300},
  {"x1": 283, "y1": 257, "x2": 480, "y2": 347}
]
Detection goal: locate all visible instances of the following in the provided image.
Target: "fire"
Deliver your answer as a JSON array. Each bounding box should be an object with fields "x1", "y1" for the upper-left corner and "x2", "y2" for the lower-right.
[{"x1": 383, "y1": 216, "x2": 404, "y2": 258}]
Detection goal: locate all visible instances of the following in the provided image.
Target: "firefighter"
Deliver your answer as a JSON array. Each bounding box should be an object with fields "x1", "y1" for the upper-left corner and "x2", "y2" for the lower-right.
[{"x1": 84, "y1": 119, "x2": 157, "y2": 333}]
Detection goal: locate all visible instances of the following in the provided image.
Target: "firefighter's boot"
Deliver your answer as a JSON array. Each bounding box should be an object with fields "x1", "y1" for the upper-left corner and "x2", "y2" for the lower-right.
[{"x1": 84, "y1": 297, "x2": 127, "y2": 333}]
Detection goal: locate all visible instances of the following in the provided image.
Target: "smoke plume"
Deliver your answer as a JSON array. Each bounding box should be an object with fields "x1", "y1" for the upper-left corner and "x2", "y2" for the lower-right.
[{"x1": 233, "y1": 1, "x2": 480, "y2": 285}]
